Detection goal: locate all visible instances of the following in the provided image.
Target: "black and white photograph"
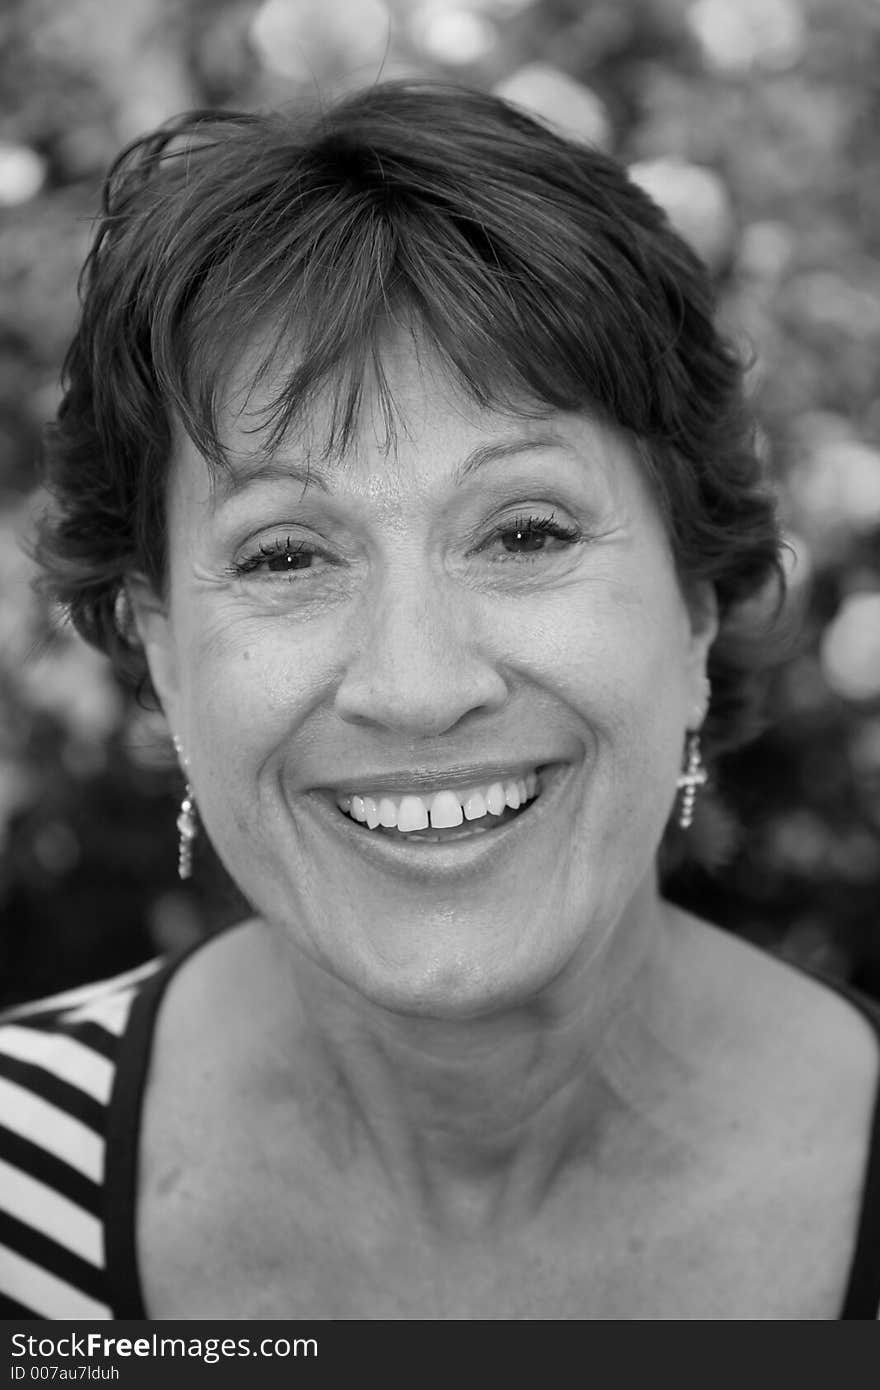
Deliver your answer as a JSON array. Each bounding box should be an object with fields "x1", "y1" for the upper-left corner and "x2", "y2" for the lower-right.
[{"x1": 1, "y1": 0, "x2": 879, "y2": 1330}]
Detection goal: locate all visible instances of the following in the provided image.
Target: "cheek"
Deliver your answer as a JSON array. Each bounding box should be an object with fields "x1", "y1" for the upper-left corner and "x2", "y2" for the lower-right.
[
  {"x1": 175, "y1": 612, "x2": 335, "y2": 790},
  {"x1": 500, "y1": 578, "x2": 691, "y2": 732},
  {"x1": 501, "y1": 581, "x2": 692, "y2": 839}
]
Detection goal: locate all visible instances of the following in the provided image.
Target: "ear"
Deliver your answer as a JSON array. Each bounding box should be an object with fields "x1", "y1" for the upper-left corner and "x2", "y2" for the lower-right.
[
  {"x1": 125, "y1": 574, "x2": 181, "y2": 722},
  {"x1": 686, "y1": 580, "x2": 719, "y2": 645},
  {"x1": 684, "y1": 582, "x2": 719, "y2": 712}
]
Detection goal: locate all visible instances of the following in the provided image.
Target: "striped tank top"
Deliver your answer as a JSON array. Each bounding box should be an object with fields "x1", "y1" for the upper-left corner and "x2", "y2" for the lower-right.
[{"x1": 1, "y1": 949, "x2": 880, "y2": 1318}]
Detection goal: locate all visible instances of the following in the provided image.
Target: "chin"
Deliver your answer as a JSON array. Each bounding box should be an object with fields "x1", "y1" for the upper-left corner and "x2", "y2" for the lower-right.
[{"x1": 327, "y1": 933, "x2": 573, "y2": 1022}]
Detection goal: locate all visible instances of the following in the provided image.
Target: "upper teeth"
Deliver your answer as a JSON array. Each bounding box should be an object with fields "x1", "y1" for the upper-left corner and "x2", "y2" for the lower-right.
[{"x1": 336, "y1": 773, "x2": 539, "y2": 833}]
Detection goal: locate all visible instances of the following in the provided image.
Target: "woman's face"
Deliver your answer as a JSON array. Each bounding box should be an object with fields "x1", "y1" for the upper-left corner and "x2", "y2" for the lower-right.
[{"x1": 135, "y1": 344, "x2": 716, "y2": 1017}]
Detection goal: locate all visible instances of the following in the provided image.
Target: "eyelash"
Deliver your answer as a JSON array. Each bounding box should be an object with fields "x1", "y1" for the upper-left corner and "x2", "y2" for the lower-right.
[
  {"x1": 479, "y1": 512, "x2": 582, "y2": 559},
  {"x1": 228, "y1": 537, "x2": 317, "y2": 578},
  {"x1": 228, "y1": 512, "x2": 582, "y2": 578}
]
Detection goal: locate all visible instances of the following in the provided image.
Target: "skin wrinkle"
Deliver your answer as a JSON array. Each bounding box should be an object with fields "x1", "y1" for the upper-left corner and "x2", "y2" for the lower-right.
[
  {"x1": 254, "y1": 948, "x2": 625, "y2": 1231},
  {"x1": 246, "y1": 886, "x2": 717, "y2": 1237},
  {"x1": 210, "y1": 431, "x2": 582, "y2": 510}
]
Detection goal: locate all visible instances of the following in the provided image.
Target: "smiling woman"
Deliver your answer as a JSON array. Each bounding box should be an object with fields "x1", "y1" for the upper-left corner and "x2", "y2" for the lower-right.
[{"x1": 3, "y1": 82, "x2": 880, "y2": 1321}]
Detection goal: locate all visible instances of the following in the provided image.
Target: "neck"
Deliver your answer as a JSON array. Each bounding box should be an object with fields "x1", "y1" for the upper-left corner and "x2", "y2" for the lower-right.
[{"x1": 248, "y1": 883, "x2": 699, "y2": 1234}]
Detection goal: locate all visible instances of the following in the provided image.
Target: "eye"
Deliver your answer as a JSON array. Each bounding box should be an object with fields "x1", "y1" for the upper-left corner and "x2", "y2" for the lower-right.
[
  {"x1": 481, "y1": 512, "x2": 581, "y2": 560},
  {"x1": 263, "y1": 543, "x2": 314, "y2": 573},
  {"x1": 228, "y1": 536, "x2": 326, "y2": 578}
]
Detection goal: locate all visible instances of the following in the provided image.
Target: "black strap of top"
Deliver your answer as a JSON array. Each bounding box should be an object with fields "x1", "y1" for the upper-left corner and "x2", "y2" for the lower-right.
[
  {"x1": 104, "y1": 933, "x2": 217, "y2": 1318},
  {"x1": 817, "y1": 976, "x2": 880, "y2": 1319}
]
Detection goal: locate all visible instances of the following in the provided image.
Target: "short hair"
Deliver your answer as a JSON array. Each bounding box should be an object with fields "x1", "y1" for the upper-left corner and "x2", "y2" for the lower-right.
[{"x1": 36, "y1": 80, "x2": 783, "y2": 841}]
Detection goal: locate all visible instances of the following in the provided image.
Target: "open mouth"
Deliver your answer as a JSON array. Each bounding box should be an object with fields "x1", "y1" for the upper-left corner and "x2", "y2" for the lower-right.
[{"x1": 335, "y1": 771, "x2": 541, "y2": 843}]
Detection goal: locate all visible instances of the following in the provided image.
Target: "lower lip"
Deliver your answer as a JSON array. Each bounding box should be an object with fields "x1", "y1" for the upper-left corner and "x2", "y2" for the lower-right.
[{"x1": 307, "y1": 764, "x2": 570, "y2": 875}]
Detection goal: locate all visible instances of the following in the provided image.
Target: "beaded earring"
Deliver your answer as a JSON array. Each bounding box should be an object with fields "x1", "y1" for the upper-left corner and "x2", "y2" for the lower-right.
[
  {"x1": 176, "y1": 786, "x2": 198, "y2": 880},
  {"x1": 172, "y1": 736, "x2": 198, "y2": 880},
  {"x1": 676, "y1": 731, "x2": 708, "y2": 830}
]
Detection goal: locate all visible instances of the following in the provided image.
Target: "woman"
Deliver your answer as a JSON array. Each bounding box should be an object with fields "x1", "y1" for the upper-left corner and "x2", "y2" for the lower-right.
[{"x1": 2, "y1": 82, "x2": 878, "y2": 1320}]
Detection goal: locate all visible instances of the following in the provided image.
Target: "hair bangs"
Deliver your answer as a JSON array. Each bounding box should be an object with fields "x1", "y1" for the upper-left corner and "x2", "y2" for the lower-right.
[{"x1": 154, "y1": 191, "x2": 656, "y2": 476}]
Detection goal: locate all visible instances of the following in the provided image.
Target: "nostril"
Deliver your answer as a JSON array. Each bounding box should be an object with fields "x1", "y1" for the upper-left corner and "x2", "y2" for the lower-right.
[{"x1": 333, "y1": 622, "x2": 510, "y2": 737}]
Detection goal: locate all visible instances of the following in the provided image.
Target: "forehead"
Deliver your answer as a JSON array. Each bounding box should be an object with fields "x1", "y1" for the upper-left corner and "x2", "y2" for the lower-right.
[
  {"x1": 192, "y1": 334, "x2": 625, "y2": 491},
  {"x1": 215, "y1": 331, "x2": 523, "y2": 456},
  {"x1": 167, "y1": 329, "x2": 667, "y2": 540}
]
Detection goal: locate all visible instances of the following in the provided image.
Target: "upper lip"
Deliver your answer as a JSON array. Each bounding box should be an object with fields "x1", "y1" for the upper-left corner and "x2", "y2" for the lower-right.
[{"x1": 314, "y1": 760, "x2": 561, "y2": 796}]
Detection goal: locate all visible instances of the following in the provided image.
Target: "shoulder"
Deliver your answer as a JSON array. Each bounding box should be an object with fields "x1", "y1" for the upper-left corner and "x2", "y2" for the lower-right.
[
  {"x1": 681, "y1": 916, "x2": 880, "y2": 1161},
  {"x1": 670, "y1": 912, "x2": 880, "y2": 1087},
  {"x1": 671, "y1": 914, "x2": 880, "y2": 1317},
  {"x1": 0, "y1": 960, "x2": 161, "y2": 1319}
]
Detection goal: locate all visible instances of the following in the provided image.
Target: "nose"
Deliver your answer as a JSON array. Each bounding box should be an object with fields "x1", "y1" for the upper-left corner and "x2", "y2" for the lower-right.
[{"x1": 334, "y1": 569, "x2": 509, "y2": 738}]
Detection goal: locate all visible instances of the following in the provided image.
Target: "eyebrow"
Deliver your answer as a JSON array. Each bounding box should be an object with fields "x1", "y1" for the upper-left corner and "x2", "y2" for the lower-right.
[
  {"x1": 212, "y1": 430, "x2": 571, "y2": 505},
  {"x1": 453, "y1": 432, "x2": 570, "y2": 481},
  {"x1": 211, "y1": 458, "x2": 329, "y2": 506}
]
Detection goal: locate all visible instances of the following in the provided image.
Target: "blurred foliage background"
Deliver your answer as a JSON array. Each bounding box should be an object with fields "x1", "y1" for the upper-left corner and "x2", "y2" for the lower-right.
[{"x1": 1, "y1": 0, "x2": 879, "y2": 1007}]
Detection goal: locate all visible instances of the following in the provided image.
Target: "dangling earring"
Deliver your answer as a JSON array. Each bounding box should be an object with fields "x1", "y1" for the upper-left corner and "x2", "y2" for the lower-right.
[
  {"x1": 676, "y1": 731, "x2": 707, "y2": 830},
  {"x1": 172, "y1": 736, "x2": 198, "y2": 880},
  {"x1": 177, "y1": 785, "x2": 198, "y2": 880}
]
